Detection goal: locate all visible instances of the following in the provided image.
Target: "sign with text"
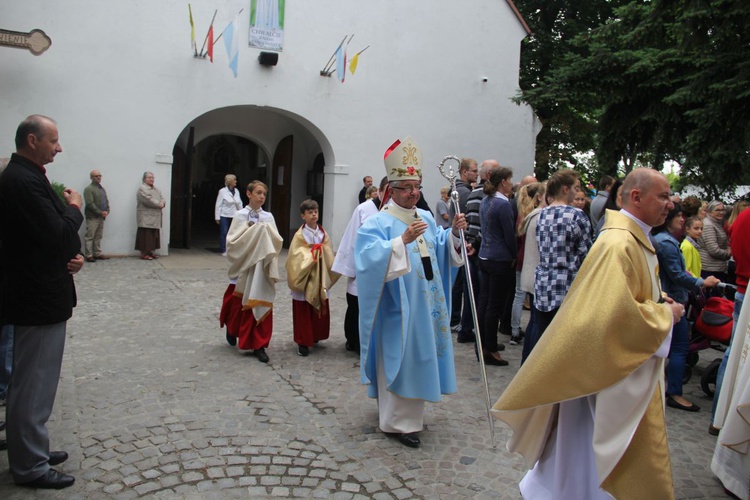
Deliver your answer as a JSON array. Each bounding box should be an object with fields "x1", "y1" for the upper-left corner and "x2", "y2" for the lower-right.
[
  {"x1": 0, "y1": 28, "x2": 51, "y2": 55},
  {"x1": 249, "y1": 0, "x2": 284, "y2": 52}
]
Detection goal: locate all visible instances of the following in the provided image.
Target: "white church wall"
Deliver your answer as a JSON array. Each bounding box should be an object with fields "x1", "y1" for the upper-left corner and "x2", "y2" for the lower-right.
[{"x1": 1, "y1": 0, "x2": 539, "y2": 253}]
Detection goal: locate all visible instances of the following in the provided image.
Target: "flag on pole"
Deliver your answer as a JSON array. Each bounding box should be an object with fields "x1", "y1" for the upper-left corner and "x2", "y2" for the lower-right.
[
  {"x1": 207, "y1": 24, "x2": 214, "y2": 62},
  {"x1": 223, "y1": 15, "x2": 239, "y2": 77},
  {"x1": 349, "y1": 52, "x2": 359, "y2": 75},
  {"x1": 335, "y1": 43, "x2": 346, "y2": 83},
  {"x1": 189, "y1": 4, "x2": 197, "y2": 55}
]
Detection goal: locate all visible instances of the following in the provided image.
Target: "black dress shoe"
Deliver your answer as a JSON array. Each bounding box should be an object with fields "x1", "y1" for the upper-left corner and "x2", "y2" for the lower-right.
[
  {"x1": 254, "y1": 348, "x2": 269, "y2": 363},
  {"x1": 19, "y1": 469, "x2": 75, "y2": 489},
  {"x1": 225, "y1": 330, "x2": 237, "y2": 346},
  {"x1": 48, "y1": 451, "x2": 69, "y2": 466},
  {"x1": 398, "y1": 432, "x2": 421, "y2": 448},
  {"x1": 666, "y1": 396, "x2": 700, "y2": 412}
]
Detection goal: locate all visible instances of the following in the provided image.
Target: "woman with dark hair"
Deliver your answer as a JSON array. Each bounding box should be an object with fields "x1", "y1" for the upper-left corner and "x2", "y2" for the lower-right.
[
  {"x1": 476, "y1": 166, "x2": 515, "y2": 366},
  {"x1": 528, "y1": 169, "x2": 592, "y2": 360},
  {"x1": 654, "y1": 203, "x2": 720, "y2": 411},
  {"x1": 594, "y1": 178, "x2": 623, "y2": 236}
]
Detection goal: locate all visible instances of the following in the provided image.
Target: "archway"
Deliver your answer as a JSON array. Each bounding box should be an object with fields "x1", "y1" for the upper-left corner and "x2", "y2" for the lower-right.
[{"x1": 169, "y1": 105, "x2": 333, "y2": 250}]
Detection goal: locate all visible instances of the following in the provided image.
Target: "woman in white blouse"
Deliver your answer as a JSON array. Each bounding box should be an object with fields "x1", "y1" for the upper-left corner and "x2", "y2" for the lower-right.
[{"x1": 215, "y1": 174, "x2": 243, "y2": 255}]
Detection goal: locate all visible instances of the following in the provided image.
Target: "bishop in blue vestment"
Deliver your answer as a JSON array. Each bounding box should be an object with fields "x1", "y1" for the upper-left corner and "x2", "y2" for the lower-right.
[{"x1": 355, "y1": 136, "x2": 465, "y2": 448}]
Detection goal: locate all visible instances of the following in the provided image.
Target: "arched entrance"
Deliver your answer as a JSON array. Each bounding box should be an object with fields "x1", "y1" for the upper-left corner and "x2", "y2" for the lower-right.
[{"x1": 169, "y1": 105, "x2": 333, "y2": 250}]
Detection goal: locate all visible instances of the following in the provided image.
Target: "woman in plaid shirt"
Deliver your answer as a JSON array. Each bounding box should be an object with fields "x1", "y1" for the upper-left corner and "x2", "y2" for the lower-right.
[{"x1": 525, "y1": 169, "x2": 593, "y2": 359}]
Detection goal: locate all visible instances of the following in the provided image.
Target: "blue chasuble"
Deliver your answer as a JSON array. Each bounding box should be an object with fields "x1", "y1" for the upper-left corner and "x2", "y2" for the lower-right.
[{"x1": 355, "y1": 206, "x2": 458, "y2": 402}]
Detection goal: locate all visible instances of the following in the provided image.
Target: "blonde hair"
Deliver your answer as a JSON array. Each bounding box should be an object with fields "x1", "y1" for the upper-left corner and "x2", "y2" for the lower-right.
[
  {"x1": 516, "y1": 182, "x2": 545, "y2": 235},
  {"x1": 246, "y1": 180, "x2": 268, "y2": 195},
  {"x1": 727, "y1": 200, "x2": 749, "y2": 228}
]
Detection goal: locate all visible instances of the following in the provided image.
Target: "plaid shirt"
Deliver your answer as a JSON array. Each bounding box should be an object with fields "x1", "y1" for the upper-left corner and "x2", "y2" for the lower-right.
[
  {"x1": 464, "y1": 187, "x2": 484, "y2": 247},
  {"x1": 534, "y1": 205, "x2": 593, "y2": 311}
]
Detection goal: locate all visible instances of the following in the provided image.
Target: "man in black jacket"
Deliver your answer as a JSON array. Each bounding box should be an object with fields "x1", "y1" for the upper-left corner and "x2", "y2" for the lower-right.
[{"x1": 0, "y1": 115, "x2": 84, "y2": 490}]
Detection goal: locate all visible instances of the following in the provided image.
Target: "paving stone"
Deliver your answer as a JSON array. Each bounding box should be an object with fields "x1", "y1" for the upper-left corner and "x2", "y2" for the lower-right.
[{"x1": 0, "y1": 252, "x2": 725, "y2": 500}]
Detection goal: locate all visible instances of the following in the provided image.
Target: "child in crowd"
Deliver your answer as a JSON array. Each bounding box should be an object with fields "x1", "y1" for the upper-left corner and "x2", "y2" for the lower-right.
[
  {"x1": 681, "y1": 216, "x2": 703, "y2": 277},
  {"x1": 220, "y1": 181, "x2": 283, "y2": 363},
  {"x1": 285, "y1": 200, "x2": 339, "y2": 356}
]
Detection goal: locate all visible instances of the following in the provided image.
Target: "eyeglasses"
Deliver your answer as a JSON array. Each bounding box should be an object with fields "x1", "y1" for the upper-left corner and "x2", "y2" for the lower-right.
[{"x1": 392, "y1": 185, "x2": 422, "y2": 193}]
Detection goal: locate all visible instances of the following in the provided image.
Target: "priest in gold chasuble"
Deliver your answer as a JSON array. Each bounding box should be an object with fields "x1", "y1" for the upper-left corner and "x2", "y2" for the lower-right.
[{"x1": 492, "y1": 169, "x2": 684, "y2": 499}]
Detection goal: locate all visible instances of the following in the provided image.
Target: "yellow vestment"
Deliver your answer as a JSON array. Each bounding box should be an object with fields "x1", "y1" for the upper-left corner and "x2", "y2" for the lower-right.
[
  {"x1": 285, "y1": 225, "x2": 340, "y2": 311},
  {"x1": 492, "y1": 210, "x2": 675, "y2": 499}
]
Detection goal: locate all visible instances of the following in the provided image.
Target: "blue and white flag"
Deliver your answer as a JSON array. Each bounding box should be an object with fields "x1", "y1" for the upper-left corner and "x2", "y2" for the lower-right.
[
  {"x1": 223, "y1": 15, "x2": 240, "y2": 77},
  {"x1": 335, "y1": 44, "x2": 346, "y2": 83}
]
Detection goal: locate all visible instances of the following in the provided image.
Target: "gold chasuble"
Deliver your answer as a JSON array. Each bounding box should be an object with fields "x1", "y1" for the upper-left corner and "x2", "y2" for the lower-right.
[
  {"x1": 492, "y1": 210, "x2": 675, "y2": 499},
  {"x1": 285, "y1": 225, "x2": 340, "y2": 310}
]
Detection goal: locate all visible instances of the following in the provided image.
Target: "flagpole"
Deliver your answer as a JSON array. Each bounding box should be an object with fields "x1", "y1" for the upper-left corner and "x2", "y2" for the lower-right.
[
  {"x1": 214, "y1": 8, "x2": 244, "y2": 46},
  {"x1": 321, "y1": 35, "x2": 348, "y2": 75},
  {"x1": 198, "y1": 9, "x2": 218, "y2": 58},
  {"x1": 189, "y1": 3, "x2": 198, "y2": 57},
  {"x1": 356, "y1": 45, "x2": 370, "y2": 56}
]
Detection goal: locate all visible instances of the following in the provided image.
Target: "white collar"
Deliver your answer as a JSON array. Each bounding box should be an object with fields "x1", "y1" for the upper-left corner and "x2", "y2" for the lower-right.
[{"x1": 621, "y1": 209, "x2": 653, "y2": 239}]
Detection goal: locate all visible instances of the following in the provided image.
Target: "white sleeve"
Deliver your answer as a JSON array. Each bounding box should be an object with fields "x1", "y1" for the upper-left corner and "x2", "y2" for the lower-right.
[
  {"x1": 385, "y1": 237, "x2": 411, "y2": 282},
  {"x1": 214, "y1": 189, "x2": 223, "y2": 220}
]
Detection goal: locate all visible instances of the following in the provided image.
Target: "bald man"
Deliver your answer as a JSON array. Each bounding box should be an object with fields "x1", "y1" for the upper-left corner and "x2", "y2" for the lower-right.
[
  {"x1": 493, "y1": 168, "x2": 682, "y2": 499},
  {"x1": 1, "y1": 115, "x2": 84, "y2": 489},
  {"x1": 83, "y1": 169, "x2": 110, "y2": 262}
]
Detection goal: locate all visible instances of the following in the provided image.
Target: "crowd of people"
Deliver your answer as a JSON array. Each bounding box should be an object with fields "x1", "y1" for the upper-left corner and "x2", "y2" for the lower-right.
[{"x1": 1, "y1": 115, "x2": 748, "y2": 497}]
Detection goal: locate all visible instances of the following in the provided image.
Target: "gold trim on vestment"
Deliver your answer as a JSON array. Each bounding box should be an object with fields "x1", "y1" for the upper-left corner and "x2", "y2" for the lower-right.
[{"x1": 492, "y1": 210, "x2": 674, "y2": 497}]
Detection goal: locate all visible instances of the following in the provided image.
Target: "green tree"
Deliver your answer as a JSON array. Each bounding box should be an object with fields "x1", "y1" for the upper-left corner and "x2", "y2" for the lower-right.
[
  {"x1": 513, "y1": 0, "x2": 629, "y2": 179},
  {"x1": 517, "y1": 0, "x2": 750, "y2": 196}
]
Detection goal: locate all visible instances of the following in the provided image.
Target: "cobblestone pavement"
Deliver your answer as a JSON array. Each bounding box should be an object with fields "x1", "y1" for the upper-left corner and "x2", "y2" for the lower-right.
[{"x1": 0, "y1": 249, "x2": 730, "y2": 499}]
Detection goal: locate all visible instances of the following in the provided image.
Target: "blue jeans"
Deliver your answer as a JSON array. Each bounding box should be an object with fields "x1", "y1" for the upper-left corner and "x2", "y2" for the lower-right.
[
  {"x1": 0, "y1": 324, "x2": 13, "y2": 400},
  {"x1": 666, "y1": 315, "x2": 689, "y2": 396},
  {"x1": 219, "y1": 216, "x2": 232, "y2": 253},
  {"x1": 520, "y1": 300, "x2": 539, "y2": 365},
  {"x1": 511, "y1": 271, "x2": 525, "y2": 336},
  {"x1": 711, "y1": 291, "x2": 744, "y2": 423}
]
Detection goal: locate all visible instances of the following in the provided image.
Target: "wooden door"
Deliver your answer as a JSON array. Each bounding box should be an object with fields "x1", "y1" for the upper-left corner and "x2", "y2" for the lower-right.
[
  {"x1": 271, "y1": 135, "x2": 293, "y2": 246},
  {"x1": 169, "y1": 127, "x2": 194, "y2": 248}
]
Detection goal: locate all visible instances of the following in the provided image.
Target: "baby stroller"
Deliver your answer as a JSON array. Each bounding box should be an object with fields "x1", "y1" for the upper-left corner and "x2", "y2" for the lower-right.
[{"x1": 684, "y1": 283, "x2": 735, "y2": 396}]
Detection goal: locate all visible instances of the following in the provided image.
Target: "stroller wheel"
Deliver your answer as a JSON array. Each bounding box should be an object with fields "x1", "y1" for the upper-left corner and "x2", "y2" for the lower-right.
[
  {"x1": 686, "y1": 352, "x2": 699, "y2": 367},
  {"x1": 702, "y1": 358, "x2": 722, "y2": 397},
  {"x1": 683, "y1": 365, "x2": 692, "y2": 385}
]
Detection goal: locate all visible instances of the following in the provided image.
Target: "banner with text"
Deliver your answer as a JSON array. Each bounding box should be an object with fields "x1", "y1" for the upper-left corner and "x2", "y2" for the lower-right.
[{"x1": 249, "y1": 0, "x2": 285, "y2": 51}]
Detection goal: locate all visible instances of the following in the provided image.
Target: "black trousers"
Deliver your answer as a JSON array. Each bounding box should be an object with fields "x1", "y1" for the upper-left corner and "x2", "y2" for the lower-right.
[
  {"x1": 344, "y1": 292, "x2": 360, "y2": 352},
  {"x1": 477, "y1": 259, "x2": 514, "y2": 352}
]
